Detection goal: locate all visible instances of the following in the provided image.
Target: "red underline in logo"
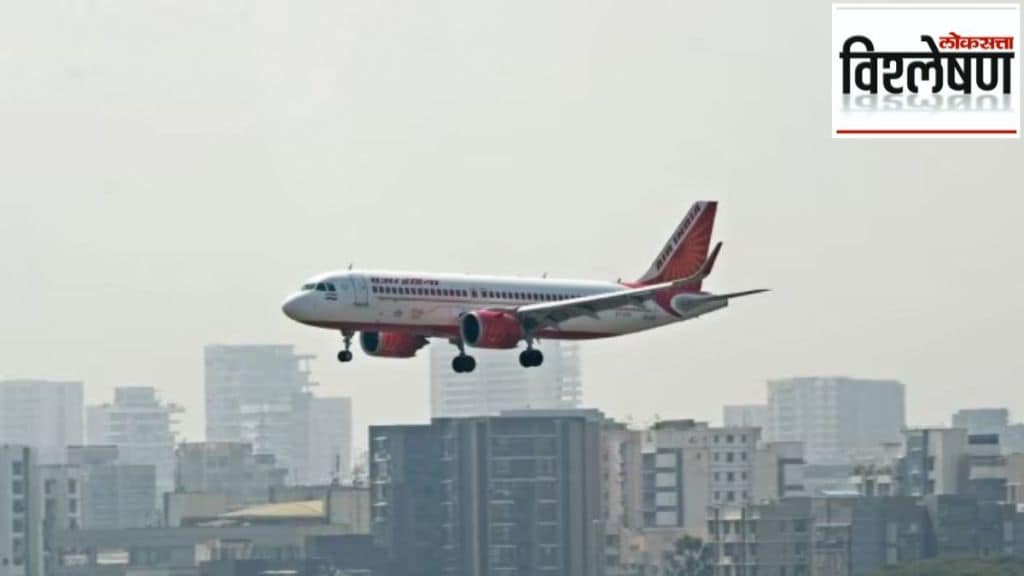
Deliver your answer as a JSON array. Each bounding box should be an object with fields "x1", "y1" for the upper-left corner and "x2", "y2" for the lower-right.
[{"x1": 836, "y1": 129, "x2": 1018, "y2": 134}]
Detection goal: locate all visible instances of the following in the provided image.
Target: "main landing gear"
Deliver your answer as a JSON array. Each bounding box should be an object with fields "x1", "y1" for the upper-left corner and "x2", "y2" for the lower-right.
[
  {"x1": 337, "y1": 330, "x2": 354, "y2": 363},
  {"x1": 451, "y1": 339, "x2": 476, "y2": 374},
  {"x1": 519, "y1": 347, "x2": 544, "y2": 368}
]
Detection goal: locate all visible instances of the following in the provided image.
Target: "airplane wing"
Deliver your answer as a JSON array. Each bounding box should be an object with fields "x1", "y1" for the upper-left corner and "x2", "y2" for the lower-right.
[{"x1": 512, "y1": 243, "x2": 766, "y2": 332}]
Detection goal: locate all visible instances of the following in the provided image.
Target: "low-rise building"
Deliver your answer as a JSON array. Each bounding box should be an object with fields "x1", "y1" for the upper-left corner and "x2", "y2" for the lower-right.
[
  {"x1": 68, "y1": 446, "x2": 157, "y2": 529},
  {"x1": 175, "y1": 442, "x2": 287, "y2": 509}
]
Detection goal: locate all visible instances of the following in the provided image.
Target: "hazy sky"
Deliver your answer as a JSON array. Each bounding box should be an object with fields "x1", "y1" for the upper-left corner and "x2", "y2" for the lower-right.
[{"x1": 2, "y1": 1, "x2": 1022, "y2": 451}]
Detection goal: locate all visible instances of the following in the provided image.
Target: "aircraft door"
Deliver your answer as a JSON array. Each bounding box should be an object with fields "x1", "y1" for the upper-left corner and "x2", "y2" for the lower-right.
[{"x1": 352, "y1": 274, "x2": 370, "y2": 306}]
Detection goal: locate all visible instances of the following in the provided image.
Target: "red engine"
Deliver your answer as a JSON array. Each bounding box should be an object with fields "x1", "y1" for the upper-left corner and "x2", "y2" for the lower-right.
[
  {"x1": 459, "y1": 310, "x2": 522, "y2": 349},
  {"x1": 359, "y1": 331, "x2": 428, "y2": 358}
]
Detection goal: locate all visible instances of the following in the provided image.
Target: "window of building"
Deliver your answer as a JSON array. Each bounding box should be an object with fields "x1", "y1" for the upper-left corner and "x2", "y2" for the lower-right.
[
  {"x1": 726, "y1": 452, "x2": 735, "y2": 463},
  {"x1": 11, "y1": 461, "x2": 23, "y2": 476}
]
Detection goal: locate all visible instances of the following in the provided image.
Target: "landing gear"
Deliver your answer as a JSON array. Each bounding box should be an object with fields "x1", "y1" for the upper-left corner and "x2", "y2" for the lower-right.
[
  {"x1": 450, "y1": 338, "x2": 476, "y2": 373},
  {"x1": 519, "y1": 348, "x2": 544, "y2": 368},
  {"x1": 452, "y1": 354, "x2": 477, "y2": 373},
  {"x1": 337, "y1": 331, "x2": 354, "y2": 363}
]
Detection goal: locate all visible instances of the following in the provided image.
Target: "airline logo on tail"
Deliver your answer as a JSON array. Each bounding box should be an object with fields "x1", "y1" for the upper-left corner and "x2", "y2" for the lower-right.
[{"x1": 638, "y1": 201, "x2": 718, "y2": 288}]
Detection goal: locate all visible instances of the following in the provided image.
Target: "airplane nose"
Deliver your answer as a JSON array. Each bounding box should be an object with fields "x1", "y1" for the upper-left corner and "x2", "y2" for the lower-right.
[{"x1": 282, "y1": 294, "x2": 303, "y2": 321}]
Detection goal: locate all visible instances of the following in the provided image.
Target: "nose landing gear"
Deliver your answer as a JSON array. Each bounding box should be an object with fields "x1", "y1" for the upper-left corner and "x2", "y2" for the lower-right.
[{"x1": 337, "y1": 330, "x2": 354, "y2": 363}]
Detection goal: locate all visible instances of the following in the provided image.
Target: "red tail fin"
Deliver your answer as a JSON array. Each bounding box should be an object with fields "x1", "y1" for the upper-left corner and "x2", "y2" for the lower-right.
[{"x1": 637, "y1": 201, "x2": 718, "y2": 288}]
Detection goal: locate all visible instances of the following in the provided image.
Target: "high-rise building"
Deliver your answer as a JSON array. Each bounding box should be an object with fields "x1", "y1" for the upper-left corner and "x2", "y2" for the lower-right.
[
  {"x1": 370, "y1": 410, "x2": 605, "y2": 576},
  {"x1": 429, "y1": 341, "x2": 582, "y2": 418},
  {"x1": 765, "y1": 377, "x2": 906, "y2": 464},
  {"x1": 0, "y1": 445, "x2": 42, "y2": 576},
  {"x1": 0, "y1": 380, "x2": 83, "y2": 465},
  {"x1": 86, "y1": 387, "x2": 181, "y2": 507},
  {"x1": 305, "y1": 396, "x2": 353, "y2": 484},
  {"x1": 67, "y1": 445, "x2": 157, "y2": 529},
  {"x1": 722, "y1": 404, "x2": 768, "y2": 429},
  {"x1": 174, "y1": 442, "x2": 287, "y2": 508},
  {"x1": 204, "y1": 345, "x2": 318, "y2": 482}
]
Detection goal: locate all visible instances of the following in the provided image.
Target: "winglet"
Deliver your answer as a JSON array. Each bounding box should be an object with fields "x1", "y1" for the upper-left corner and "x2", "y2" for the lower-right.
[
  {"x1": 667, "y1": 241, "x2": 722, "y2": 290},
  {"x1": 702, "y1": 241, "x2": 722, "y2": 278}
]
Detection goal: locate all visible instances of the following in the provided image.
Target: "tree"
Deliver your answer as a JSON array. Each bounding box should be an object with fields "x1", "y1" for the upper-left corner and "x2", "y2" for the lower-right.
[{"x1": 662, "y1": 534, "x2": 713, "y2": 576}]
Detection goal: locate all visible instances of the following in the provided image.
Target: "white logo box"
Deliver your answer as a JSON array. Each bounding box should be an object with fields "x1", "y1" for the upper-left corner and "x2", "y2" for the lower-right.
[{"x1": 832, "y1": 3, "x2": 1020, "y2": 139}]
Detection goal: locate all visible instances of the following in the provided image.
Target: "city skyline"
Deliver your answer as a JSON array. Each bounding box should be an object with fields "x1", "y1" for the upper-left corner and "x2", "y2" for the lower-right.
[{"x1": 3, "y1": 0, "x2": 1022, "y2": 456}]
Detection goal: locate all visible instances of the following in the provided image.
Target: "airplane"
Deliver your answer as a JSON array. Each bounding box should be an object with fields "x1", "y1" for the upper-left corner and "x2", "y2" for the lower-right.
[{"x1": 281, "y1": 201, "x2": 766, "y2": 373}]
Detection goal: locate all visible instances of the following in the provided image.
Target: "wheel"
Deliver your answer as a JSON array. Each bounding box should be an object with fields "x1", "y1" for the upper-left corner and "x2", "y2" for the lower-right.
[
  {"x1": 337, "y1": 350, "x2": 353, "y2": 363},
  {"x1": 452, "y1": 355, "x2": 476, "y2": 373},
  {"x1": 519, "y1": 349, "x2": 544, "y2": 368}
]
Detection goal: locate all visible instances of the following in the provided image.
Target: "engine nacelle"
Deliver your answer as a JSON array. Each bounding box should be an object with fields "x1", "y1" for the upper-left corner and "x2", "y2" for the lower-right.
[
  {"x1": 459, "y1": 310, "x2": 522, "y2": 349},
  {"x1": 359, "y1": 331, "x2": 428, "y2": 358}
]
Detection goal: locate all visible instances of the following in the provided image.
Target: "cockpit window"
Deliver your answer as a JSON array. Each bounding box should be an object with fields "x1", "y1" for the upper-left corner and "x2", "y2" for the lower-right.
[
  {"x1": 302, "y1": 283, "x2": 315, "y2": 290},
  {"x1": 316, "y1": 283, "x2": 326, "y2": 291},
  {"x1": 326, "y1": 283, "x2": 336, "y2": 292}
]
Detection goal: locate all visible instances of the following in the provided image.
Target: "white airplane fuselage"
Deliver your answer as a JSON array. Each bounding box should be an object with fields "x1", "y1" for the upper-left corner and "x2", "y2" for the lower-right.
[{"x1": 281, "y1": 269, "x2": 724, "y2": 341}]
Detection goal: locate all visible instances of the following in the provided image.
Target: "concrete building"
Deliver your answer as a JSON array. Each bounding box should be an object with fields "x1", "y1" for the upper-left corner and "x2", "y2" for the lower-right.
[
  {"x1": 37, "y1": 463, "x2": 87, "y2": 574},
  {"x1": 304, "y1": 397, "x2": 352, "y2": 485},
  {"x1": 766, "y1": 377, "x2": 905, "y2": 464},
  {"x1": 175, "y1": 442, "x2": 287, "y2": 508},
  {"x1": 429, "y1": 340, "x2": 581, "y2": 418},
  {"x1": 370, "y1": 410, "x2": 605, "y2": 576},
  {"x1": 49, "y1": 486, "x2": 374, "y2": 576},
  {"x1": 722, "y1": 404, "x2": 768, "y2": 430},
  {"x1": 204, "y1": 345, "x2": 316, "y2": 483},
  {"x1": 898, "y1": 428, "x2": 968, "y2": 497},
  {"x1": 0, "y1": 380, "x2": 83, "y2": 465},
  {"x1": 86, "y1": 387, "x2": 181, "y2": 508},
  {"x1": 708, "y1": 496, "x2": 928, "y2": 576},
  {"x1": 952, "y1": 408, "x2": 1008, "y2": 436},
  {"x1": 601, "y1": 421, "x2": 644, "y2": 575},
  {"x1": 1007, "y1": 453, "x2": 1024, "y2": 505},
  {"x1": 951, "y1": 408, "x2": 1024, "y2": 455},
  {"x1": 1, "y1": 445, "x2": 42, "y2": 576},
  {"x1": 641, "y1": 420, "x2": 760, "y2": 535},
  {"x1": 752, "y1": 441, "x2": 806, "y2": 501},
  {"x1": 68, "y1": 445, "x2": 157, "y2": 529}
]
